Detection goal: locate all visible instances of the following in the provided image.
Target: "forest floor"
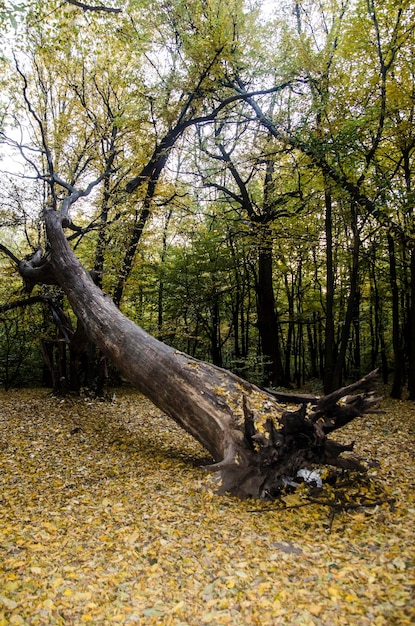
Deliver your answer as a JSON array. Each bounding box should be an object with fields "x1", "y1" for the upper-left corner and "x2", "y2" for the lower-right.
[{"x1": 0, "y1": 385, "x2": 414, "y2": 626}]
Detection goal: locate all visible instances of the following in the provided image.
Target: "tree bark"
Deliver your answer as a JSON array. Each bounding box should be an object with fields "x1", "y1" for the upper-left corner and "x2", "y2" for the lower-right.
[
  {"x1": 15, "y1": 209, "x2": 382, "y2": 499},
  {"x1": 323, "y1": 187, "x2": 336, "y2": 393},
  {"x1": 256, "y1": 229, "x2": 287, "y2": 387},
  {"x1": 388, "y1": 234, "x2": 403, "y2": 398},
  {"x1": 408, "y1": 247, "x2": 415, "y2": 400},
  {"x1": 331, "y1": 203, "x2": 360, "y2": 389}
]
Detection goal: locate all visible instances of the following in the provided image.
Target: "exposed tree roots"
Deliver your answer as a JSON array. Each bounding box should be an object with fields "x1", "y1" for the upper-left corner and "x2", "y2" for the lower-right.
[{"x1": 206, "y1": 370, "x2": 383, "y2": 499}]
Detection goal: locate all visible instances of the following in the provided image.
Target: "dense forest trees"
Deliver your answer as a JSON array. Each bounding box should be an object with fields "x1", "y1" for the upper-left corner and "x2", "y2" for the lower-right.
[{"x1": 0, "y1": 0, "x2": 414, "y2": 401}]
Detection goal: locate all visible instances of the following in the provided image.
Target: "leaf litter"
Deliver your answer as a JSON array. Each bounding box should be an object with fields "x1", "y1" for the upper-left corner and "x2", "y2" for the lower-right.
[{"x1": 0, "y1": 387, "x2": 414, "y2": 625}]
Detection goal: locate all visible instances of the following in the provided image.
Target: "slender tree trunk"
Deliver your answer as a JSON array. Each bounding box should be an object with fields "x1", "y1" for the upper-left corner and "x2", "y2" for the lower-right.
[
  {"x1": 284, "y1": 273, "x2": 294, "y2": 383},
  {"x1": 388, "y1": 234, "x2": 403, "y2": 398},
  {"x1": 210, "y1": 298, "x2": 223, "y2": 367},
  {"x1": 229, "y1": 234, "x2": 242, "y2": 361},
  {"x1": 324, "y1": 188, "x2": 336, "y2": 393},
  {"x1": 113, "y1": 205, "x2": 151, "y2": 307},
  {"x1": 307, "y1": 314, "x2": 319, "y2": 379},
  {"x1": 408, "y1": 248, "x2": 415, "y2": 399},
  {"x1": 157, "y1": 209, "x2": 173, "y2": 341},
  {"x1": 402, "y1": 149, "x2": 415, "y2": 399},
  {"x1": 331, "y1": 204, "x2": 360, "y2": 389},
  {"x1": 369, "y1": 268, "x2": 379, "y2": 370},
  {"x1": 370, "y1": 245, "x2": 389, "y2": 383},
  {"x1": 243, "y1": 257, "x2": 253, "y2": 358},
  {"x1": 352, "y1": 287, "x2": 361, "y2": 376},
  {"x1": 94, "y1": 126, "x2": 117, "y2": 290}
]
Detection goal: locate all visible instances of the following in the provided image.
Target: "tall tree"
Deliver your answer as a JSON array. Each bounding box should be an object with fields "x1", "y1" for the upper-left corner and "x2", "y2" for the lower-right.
[{"x1": 194, "y1": 117, "x2": 299, "y2": 386}]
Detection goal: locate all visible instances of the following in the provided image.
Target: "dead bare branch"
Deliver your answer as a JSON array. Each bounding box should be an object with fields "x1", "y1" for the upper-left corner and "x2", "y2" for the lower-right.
[{"x1": 65, "y1": 0, "x2": 122, "y2": 13}]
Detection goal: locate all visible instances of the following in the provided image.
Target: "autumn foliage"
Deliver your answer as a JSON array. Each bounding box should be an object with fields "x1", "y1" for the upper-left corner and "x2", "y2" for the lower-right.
[{"x1": 0, "y1": 388, "x2": 413, "y2": 624}]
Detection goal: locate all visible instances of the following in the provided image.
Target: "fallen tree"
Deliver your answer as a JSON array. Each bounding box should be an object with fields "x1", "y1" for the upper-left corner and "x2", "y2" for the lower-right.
[
  {"x1": 0, "y1": 0, "x2": 385, "y2": 500},
  {"x1": 6, "y1": 205, "x2": 382, "y2": 500}
]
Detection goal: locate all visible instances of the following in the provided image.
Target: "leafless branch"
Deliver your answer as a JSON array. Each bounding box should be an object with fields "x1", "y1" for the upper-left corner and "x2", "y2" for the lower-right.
[
  {"x1": 126, "y1": 81, "x2": 296, "y2": 193},
  {"x1": 0, "y1": 294, "x2": 53, "y2": 313},
  {"x1": 65, "y1": 0, "x2": 122, "y2": 13},
  {"x1": 0, "y1": 243, "x2": 21, "y2": 265},
  {"x1": 54, "y1": 170, "x2": 114, "y2": 219}
]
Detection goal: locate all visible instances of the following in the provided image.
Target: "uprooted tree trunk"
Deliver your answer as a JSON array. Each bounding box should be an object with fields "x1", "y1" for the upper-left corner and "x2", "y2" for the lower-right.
[{"x1": 15, "y1": 209, "x2": 382, "y2": 499}]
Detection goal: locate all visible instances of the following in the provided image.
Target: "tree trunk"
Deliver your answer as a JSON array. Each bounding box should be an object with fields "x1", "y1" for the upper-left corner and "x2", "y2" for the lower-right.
[
  {"x1": 388, "y1": 234, "x2": 403, "y2": 398},
  {"x1": 323, "y1": 187, "x2": 336, "y2": 393},
  {"x1": 17, "y1": 209, "x2": 382, "y2": 499},
  {"x1": 331, "y1": 203, "x2": 360, "y2": 389},
  {"x1": 408, "y1": 247, "x2": 415, "y2": 400},
  {"x1": 256, "y1": 229, "x2": 287, "y2": 387}
]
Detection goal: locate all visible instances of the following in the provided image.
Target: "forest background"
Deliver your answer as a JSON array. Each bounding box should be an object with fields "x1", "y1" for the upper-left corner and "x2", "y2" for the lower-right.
[{"x1": 1, "y1": 0, "x2": 415, "y2": 399}]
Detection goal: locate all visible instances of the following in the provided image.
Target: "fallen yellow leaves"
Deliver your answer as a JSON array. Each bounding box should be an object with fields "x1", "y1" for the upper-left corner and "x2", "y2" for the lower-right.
[{"x1": 0, "y1": 387, "x2": 414, "y2": 625}]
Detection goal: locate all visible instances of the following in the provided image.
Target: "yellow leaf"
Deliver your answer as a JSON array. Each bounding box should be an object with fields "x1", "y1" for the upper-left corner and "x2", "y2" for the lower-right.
[
  {"x1": 43, "y1": 599, "x2": 54, "y2": 610},
  {"x1": 124, "y1": 531, "x2": 141, "y2": 545},
  {"x1": 0, "y1": 597, "x2": 18, "y2": 611},
  {"x1": 3, "y1": 582, "x2": 19, "y2": 592},
  {"x1": 309, "y1": 604, "x2": 323, "y2": 616},
  {"x1": 170, "y1": 601, "x2": 184, "y2": 613},
  {"x1": 328, "y1": 585, "x2": 340, "y2": 598},
  {"x1": 9, "y1": 617, "x2": 25, "y2": 625},
  {"x1": 345, "y1": 594, "x2": 358, "y2": 602}
]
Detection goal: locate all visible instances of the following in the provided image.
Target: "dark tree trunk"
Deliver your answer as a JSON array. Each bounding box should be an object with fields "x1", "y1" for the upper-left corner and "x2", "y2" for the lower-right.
[
  {"x1": 40, "y1": 339, "x2": 56, "y2": 390},
  {"x1": 323, "y1": 188, "x2": 336, "y2": 393},
  {"x1": 8, "y1": 208, "x2": 381, "y2": 499},
  {"x1": 113, "y1": 205, "x2": 151, "y2": 307},
  {"x1": 370, "y1": 248, "x2": 389, "y2": 383},
  {"x1": 256, "y1": 229, "x2": 287, "y2": 387},
  {"x1": 157, "y1": 209, "x2": 173, "y2": 342},
  {"x1": 408, "y1": 248, "x2": 415, "y2": 400},
  {"x1": 307, "y1": 314, "x2": 319, "y2": 379},
  {"x1": 209, "y1": 298, "x2": 223, "y2": 367},
  {"x1": 94, "y1": 125, "x2": 117, "y2": 290},
  {"x1": 331, "y1": 204, "x2": 360, "y2": 389},
  {"x1": 352, "y1": 287, "x2": 361, "y2": 375},
  {"x1": 228, "y1": 233, "x2": 243, "y2": 361},
  {"x1": 284, "y1": 272, "x2": 294, "y2": 384},
  {"x1": 388, "y1": 234, "x2": 403, "y2": 398},
  {"x1": 402, "y1": 150, "x2": 415, "y2": 399},
  {"x1": 68, "y1": 321, "x2": 89, "y2": 392}
]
